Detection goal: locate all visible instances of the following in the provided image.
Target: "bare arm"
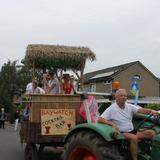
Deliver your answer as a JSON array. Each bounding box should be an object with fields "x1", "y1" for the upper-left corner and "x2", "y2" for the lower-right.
[
  {"x1": 98, "y1": 117, "x2": 118, "y2": 129},
  {"x1": 138, "y1": 107, "x2": 158, "y2": 115}
]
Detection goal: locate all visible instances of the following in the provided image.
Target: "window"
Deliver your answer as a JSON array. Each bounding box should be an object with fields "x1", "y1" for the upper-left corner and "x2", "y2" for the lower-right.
[
  {"x1": 133, "y1": 75, "x2": 141, "y2": 80},
  {"x1": 103, "y1": 80, "x2": 111, "y2": 85},
  {"x1": 89, "y1": 83, "x2": 96, "y2": 92}
]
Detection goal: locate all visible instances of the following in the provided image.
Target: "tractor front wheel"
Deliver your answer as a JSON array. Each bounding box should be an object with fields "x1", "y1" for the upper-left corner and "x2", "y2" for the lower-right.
[{"x1": 62, "y1": 131, "x2": 121, "y2": 160}]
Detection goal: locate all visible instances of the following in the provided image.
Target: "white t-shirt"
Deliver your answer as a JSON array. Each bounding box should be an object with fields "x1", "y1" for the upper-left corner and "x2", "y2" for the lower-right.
[
  {"x1": 26, "y1": 83, "x2": 45, "y2": 94},
  {"x1": 26, "y1": 82, "x2": 32, "y2": 94},
  {"x1": 100, "y1": 103, "x2": 140, "y2": 132},
  {"x1": 38, "y1": 87, "x2": 45, "y2": 94}
]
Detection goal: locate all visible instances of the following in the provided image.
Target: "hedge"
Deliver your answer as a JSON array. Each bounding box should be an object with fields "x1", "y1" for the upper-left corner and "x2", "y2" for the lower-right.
[{"x1": 144, "y1": 103, "x2": 160, "y2": 111}]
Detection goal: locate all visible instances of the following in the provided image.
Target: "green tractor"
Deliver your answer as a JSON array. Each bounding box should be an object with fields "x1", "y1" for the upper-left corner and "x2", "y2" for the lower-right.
[
  {"x1": 22, "y1": 44, "x2": 160, "y2": 160},
  {"x1": 62, "y1": 95, "x2": 160, "y2": 160}
]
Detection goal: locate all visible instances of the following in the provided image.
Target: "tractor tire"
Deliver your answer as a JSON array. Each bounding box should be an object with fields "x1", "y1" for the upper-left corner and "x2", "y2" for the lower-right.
[{"x1": 62, "y1": 130, "x2": 121, "y2": 160}]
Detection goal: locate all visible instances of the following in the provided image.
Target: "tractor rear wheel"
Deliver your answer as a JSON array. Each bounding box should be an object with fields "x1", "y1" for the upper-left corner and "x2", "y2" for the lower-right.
[{"x1": 62, "y1": 131, "x2": 121, "y2": 160}]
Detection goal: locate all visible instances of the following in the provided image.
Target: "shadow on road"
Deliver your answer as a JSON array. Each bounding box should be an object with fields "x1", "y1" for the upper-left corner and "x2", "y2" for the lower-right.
[{"x1": 37, "y1": 147, "x2": 63, "y2": 160}]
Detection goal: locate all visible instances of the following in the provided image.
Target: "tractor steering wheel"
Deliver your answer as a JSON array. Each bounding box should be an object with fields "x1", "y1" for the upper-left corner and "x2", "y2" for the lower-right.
[{"x1": 135, "y1": 114, "x2": 160, "y2": 132}]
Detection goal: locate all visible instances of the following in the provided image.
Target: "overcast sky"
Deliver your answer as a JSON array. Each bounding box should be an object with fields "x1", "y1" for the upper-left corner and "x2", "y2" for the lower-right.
[{"x1": 1, "y1": 0, "x2": 160, "y2": 77}]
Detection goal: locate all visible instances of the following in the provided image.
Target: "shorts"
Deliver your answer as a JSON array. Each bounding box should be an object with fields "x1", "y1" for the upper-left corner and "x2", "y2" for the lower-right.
[
  {"x1": 121, "y1": 130, "x2": 137, "y2": 135},
  {"x1": 128, "y1": 130, "x2": 137, "y2": 134}
]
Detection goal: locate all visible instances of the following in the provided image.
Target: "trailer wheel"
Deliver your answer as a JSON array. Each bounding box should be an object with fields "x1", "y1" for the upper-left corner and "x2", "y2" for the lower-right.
[
  {"x1": 24, "y1": 143, "x2": 39, "y2": 160},
  {"x1": 62, "y1": 131, "x2": 121, "y2": 160}
]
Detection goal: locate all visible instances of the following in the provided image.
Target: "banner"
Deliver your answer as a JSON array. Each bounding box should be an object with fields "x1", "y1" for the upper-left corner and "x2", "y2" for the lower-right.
[
  {"x1": 41, "y1": 109, "x2": 75, "y2": 135},
  {"x1": 130, "y1": 76, "x2": 140, "y2": 96},
  {"x1": 130, "y1": 76, "x2": 140, "y2": 106}
]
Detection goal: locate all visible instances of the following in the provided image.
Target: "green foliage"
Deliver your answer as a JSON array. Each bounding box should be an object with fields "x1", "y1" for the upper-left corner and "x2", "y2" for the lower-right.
[
  {"x1": 9, "y1": 104, "x2": 17, "y2": 123},
  {"x1": 0, "y1": 60, "x2": 32, "y2": 116},
  {"x1": 16, "y1": 65, "x2": 32, "y2": 91},
  {"x1": 0, "y1": 61, "x2": 17, "y2": 112},
  {"x1": 144, "y1": 103, "x2": 160, "y2": 111}
]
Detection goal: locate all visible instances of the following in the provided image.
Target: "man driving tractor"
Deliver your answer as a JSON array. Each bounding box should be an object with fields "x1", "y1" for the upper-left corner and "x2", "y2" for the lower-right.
[{"x1": 98, "y1": 88, "x2": 158, "y2": 160}]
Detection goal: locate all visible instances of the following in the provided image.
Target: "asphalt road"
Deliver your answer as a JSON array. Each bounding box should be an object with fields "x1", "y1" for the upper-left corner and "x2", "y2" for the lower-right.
[
  {"x1": 0, "y1": 122, "x2": 62, "y2": 160},
  {"x1": 0, "y1": 122, "x2": 23, "y2": 160}
]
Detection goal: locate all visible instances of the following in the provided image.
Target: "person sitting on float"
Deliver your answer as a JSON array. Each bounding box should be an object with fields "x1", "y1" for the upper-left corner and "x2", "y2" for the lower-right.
[
  {"x1": 61, "y1": 74, "x2": 75, "y2": 94},
  {"x1": 46, "y1": 71, "x2": 60, "y2": 94}
]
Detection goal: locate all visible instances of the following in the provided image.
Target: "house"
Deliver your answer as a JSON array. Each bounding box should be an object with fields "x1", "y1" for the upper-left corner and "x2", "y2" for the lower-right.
[{"x1": 84, "y1": 61, "x2": 160, "y2": 97}]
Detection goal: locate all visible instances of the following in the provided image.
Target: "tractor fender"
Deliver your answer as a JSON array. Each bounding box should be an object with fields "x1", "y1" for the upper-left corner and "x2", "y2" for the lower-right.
[{"x1": 64, "y1": 123, "x2": 124, "y2": 143}]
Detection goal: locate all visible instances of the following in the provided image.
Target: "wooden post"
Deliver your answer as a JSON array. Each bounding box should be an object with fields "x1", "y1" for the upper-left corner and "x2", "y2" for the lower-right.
[
  {"x1": 79, "y1": 60, "x2": 86, "y2": 91},
  {"x1": 32, "y1": 59, "x2": 35, "y2": 77}
]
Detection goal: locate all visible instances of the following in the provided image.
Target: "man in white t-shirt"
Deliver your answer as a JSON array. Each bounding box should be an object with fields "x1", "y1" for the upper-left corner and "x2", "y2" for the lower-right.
[
  {"x1": 26, "y1": 80, "x2": 45, "y2": 94},
  {"x1": 26, "y1": 82, "x2": 32, "y2": 94},
  {"x1": 98, "y1": 89, "x2": 158, "y2": 160}
]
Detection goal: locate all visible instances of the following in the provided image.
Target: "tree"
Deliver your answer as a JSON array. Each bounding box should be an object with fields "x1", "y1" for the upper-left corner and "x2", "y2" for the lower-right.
[
  {"x1": 16, "y1": 64, "x2": 33, "y2": 92},
  {"x1": 0, "y1": 60, "x2": 32, "y2": 114},
  {"x1": 0, "y1": 61, "x2": 17, "y2": 111}
]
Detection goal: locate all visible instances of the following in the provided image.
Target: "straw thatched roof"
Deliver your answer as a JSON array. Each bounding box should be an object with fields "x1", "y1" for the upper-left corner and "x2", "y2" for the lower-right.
[{"x1": 24, "y1": 44, "x2": 96, "y2": 71}]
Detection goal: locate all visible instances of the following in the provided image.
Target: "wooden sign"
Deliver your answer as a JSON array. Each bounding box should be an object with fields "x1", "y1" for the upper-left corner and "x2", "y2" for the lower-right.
[{"x1": 41, "y1": 109, "x2": 76, "y2": 135}]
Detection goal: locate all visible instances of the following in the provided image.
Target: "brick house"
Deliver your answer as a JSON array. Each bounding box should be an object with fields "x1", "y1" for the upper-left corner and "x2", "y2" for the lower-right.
[{"x1": 84, "y1": 61, "x2": 160, "y2": 97}]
